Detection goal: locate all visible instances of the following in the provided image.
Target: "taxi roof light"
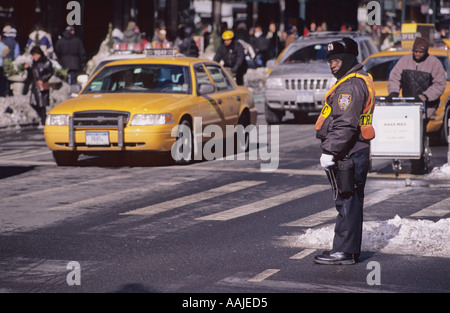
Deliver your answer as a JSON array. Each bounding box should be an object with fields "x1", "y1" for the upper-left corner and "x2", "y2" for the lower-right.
[{"x1": 145, "y1": 48, "x2": 177, "y2": 57}]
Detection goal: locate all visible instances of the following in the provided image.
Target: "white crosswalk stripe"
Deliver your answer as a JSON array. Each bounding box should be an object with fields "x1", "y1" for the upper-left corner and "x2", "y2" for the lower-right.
[
  {"x1": 281, "y1": 187, "x2": 411, "y2": 227},
  {"x1": 411, "y1": 196, "x2": 450, "y2": 217},
  {"x1": 4, "y1": 175, "x2": 133, "y2": 202},
  {"x1": 47, "y1": 177, "x2": 199, "y2": 211},
  {"x1": 121, "y1": 180, "x2": 265, "y2": 216},
  {"x1": 196, "y1": 184, "x2": 329, "y2": 221}
]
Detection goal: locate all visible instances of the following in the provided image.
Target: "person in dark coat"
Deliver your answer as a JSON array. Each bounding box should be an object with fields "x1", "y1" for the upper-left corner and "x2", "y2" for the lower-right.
[
  {"x1": 2, "y1": 25, "x2": 20, "y2": 60},
  {"x1": 55, "y1": 26, "x2": 86, "y2": 84},
  {"x1": 24, "y1": 46, "x2": 54, "y2": 126},
  {"x1": 250, "y1": 25, "x2": 270, "y2": 67},
  {"x1": 314, "y1": 37, "x2": 375, "y2": 265},
  {"x1": 213, "y1": 30, "x2": 248, "y2": 86},
  {"x1": 174, "y1": 25, "x2": 199, "y2": 57}
]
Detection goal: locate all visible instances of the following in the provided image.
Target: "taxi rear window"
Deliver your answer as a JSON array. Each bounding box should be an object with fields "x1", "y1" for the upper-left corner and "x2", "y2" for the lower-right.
[{"x1": 83, "y1": 64, "x2": 192, "y2": 94}]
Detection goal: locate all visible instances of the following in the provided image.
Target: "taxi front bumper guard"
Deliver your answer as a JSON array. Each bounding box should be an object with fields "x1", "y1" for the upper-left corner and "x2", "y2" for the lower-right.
[{"x1": 68, "y1": 115, "x2": 125, "y2": 148}]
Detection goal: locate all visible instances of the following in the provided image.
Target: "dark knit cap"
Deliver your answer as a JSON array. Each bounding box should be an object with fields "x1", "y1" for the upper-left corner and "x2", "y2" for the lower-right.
[
  {"x1": 413, "y1": 36, "x2": 429, "y2": 51},
  {"x1": 326, "y1": 37, "x2": 359, "y2": 60}
]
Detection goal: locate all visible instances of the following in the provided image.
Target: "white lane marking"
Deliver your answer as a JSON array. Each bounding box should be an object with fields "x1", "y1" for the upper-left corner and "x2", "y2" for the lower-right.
[
  {"x1": 220, "y1": 274, "x2": 394, "y2": 293},
  {"x1": 47, "y1": 178, "x2": 198, "y2": 211},
  {"x1": 0, "y1": 159, "x2": 55, "y2": 166},
  {"x1": 289, "y1": 248, "x2": 317, "y2": 260},
  {"x1": 411, "y1": 197, "x2": 450, "y2": 217},
  {"x1": 182, "y1": 165, "x2": 418, "y2": 179},
  {"x1": 1, "y1": 149, "x2": 52, "y2": 159},
  {"x1": 196, "y1": 184, "x2": 329, "y2": 221},
  {"x1": 282, "y1": 187, "x2": 410, "y2": 227},
  {"x1": 3, "y1": 175, "x2": 133, "y2": 202},
  {"x1": 121, "y1": 180, "x2": 265, "y2": 216},
  {"x1": 247, "y1": 269, "x2": 280, "y2": 282}
]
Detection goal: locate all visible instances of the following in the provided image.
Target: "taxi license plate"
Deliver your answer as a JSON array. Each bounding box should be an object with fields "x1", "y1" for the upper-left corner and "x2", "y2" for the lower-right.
[
  {"x1": 296, "y1": 92, "x2": 314, "y2": 103},
  {"x1": 86, "y1": 132, "x2": 110, "y2": 146}
]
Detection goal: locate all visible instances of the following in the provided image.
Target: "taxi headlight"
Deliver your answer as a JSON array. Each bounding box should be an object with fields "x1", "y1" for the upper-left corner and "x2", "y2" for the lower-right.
[
  {"x1": 265, "y1": 77, "x2": 284, "y2": 90},
  {"x1": 130, "y1": 113, "x2": 175, "y2": 126},
  {"x1": 45, "y1": 114, "x2": 70, "y2": 126}
]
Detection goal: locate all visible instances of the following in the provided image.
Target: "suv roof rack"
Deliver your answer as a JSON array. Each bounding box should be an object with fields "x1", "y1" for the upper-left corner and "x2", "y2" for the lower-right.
[{"x1": 298, "y1": 31, "x2": 365, "y2": 40}]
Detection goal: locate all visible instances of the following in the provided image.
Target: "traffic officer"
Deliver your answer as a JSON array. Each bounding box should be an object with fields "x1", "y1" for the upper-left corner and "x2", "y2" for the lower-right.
[
  {"x1": 314, "y1": 37, "x2": 376, "y2": 265},
  {"x1": 213, "y1": 30, "x2": 248, "y2": 86}
]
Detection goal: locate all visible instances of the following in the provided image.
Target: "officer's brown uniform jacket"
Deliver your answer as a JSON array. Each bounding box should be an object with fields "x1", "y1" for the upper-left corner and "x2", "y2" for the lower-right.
[{"x1": 316, "y1": 63, "x2": 374, "y2": 160}]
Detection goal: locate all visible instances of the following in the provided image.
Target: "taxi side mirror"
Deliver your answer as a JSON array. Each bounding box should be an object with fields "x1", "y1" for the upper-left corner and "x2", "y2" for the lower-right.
[
  {"x1": 77, "y1": 74, "x2": 89, "y2": 87},
  {"x1": 198, "y1": 83, "x2": 216, "y2": 95}
]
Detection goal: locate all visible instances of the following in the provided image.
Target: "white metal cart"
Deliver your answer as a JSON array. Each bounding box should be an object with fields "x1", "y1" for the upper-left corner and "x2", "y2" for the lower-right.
[{"x1": 370, "y1": 97, "x2": 431, "y2": 177}]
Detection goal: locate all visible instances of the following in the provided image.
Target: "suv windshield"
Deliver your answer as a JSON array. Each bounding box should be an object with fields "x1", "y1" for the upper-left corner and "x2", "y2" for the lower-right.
[
  {"x1": 364, "y1": 54, "x2": 450, "y2": 81},
  {"x1": 281, "y1": 43, "x2": 328, "y2": 64},
  {"x1": 82, "y1": 64, "x2": 192, "y2": 94}
]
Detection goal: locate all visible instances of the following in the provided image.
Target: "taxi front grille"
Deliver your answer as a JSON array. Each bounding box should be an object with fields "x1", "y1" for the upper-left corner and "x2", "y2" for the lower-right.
[
  {"x1": 69, "y1": 110, "x2": 130, "y2": 148},
  {"x1": 72, "y1": 111, "x2": 130, "y2": 127},
  {"x1": 285, "y1": 79, "x2": 329, "y2": 91}
]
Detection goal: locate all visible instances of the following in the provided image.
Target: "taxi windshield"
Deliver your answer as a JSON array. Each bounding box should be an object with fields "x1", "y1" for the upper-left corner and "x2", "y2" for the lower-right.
[{"x1": 82, "y1": 64, "x2": 192, "y2": 94}]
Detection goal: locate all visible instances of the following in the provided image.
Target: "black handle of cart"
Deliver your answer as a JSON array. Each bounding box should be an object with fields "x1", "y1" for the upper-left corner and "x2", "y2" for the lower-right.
[{"x1": 370, "y1": 97, "x2": 431, "y2": 177}]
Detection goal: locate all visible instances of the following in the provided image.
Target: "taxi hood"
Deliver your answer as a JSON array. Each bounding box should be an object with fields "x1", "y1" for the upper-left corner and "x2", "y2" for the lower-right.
[{"x1": 52, "y1": 93, "x2": 189, "y2": 113}]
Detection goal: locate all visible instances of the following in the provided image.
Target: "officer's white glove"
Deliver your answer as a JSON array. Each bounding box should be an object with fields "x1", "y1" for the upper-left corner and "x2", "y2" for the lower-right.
[{"x1": 320, "y1": 153, "x2": 335, "y2": 170}]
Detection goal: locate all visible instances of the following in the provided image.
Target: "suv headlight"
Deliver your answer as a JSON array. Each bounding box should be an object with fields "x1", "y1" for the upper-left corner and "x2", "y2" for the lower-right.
[
  {"x1": 45, "y1": 114, "x2": 70, "y2": 126},
  {"x1": 265, "y1": 77, "x2": 284, "y2": 90},
  {"x1": 130, "y1": 114, "x2": 175, "y2": 126}
]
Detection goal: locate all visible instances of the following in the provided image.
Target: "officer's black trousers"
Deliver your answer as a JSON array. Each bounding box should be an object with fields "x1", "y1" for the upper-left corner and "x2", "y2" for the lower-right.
[{"x1": 332, "y1": 147, "x2": 370, "y2": 254}]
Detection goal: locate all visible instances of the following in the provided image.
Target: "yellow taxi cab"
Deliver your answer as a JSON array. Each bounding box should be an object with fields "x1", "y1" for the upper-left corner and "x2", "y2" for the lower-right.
[
  {"x1": 363, "y1": 47, "x2": 450, "y2": 144},
  {"x1": 44, "y1": 50, "x2": 257, "y2": 165}
]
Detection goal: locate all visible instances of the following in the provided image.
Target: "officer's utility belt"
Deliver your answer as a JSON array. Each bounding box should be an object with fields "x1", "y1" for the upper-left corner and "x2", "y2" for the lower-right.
[{"x1": 315, "y1": 73, "x2": 376, "y2": 140}]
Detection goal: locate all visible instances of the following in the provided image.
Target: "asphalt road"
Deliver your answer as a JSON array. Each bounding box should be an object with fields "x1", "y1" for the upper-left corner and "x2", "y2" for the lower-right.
[{"x1": 0, "y1": 99, "x2": 449, "y2": 300}]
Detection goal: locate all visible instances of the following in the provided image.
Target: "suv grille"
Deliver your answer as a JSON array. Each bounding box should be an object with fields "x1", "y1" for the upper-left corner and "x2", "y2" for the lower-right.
[
  {"x1": 72, "y1": 111, "x2": 130, "y2": 127},
  {"x1": 285, "y1": 79, "x2": 329, "y2": 91}
]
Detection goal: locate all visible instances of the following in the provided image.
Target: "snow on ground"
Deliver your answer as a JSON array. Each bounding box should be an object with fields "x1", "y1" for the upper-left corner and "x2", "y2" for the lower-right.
[
  {"x1": 0, "y1": 78, "x2": 71, "y2": 129},
  {"x1": 287, "y1": 215, "x2": 450, "y2": 258},
  {"x1": 427, "y1": 163, "x2": 450, "y2": 179}
]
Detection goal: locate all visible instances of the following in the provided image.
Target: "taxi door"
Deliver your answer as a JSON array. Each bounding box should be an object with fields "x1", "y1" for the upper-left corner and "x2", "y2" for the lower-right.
[
  {"x1": 193, "y1": 63, "x2": 226, "y2": 142},
  {"x1": 203, "y1": 63, "x2": 241, "y2": 129}
]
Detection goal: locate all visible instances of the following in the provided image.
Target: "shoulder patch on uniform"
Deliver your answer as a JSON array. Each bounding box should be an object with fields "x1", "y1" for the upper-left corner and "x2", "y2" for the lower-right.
[{"x1": 337, "y1": 94, "x2": 352, "y2": 111}]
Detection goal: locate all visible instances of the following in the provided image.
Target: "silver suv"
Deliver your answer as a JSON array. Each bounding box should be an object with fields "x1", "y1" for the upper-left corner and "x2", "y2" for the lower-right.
[{"x1": 264, "y1": 32, "x2": 378, "y2": 124}]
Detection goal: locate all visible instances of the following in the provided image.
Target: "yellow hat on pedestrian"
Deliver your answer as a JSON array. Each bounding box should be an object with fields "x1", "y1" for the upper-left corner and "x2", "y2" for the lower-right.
[{"x1": 222, "y1": 30, "x2": 234, "y2": 40}]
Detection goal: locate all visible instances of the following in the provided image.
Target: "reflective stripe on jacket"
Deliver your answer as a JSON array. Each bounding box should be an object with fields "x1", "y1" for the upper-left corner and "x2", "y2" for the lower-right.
[{"x1": 315, "y1": 63, "x2": 375, "y2": 158}]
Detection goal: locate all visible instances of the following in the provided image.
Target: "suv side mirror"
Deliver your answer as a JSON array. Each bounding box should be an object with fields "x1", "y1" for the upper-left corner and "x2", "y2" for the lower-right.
[
  {"x1": 266, "y1": 59, "x2": 276, "y2": 69},
  {"x1": 198, "y1": 83, "x2": 216, "y2": 95}
]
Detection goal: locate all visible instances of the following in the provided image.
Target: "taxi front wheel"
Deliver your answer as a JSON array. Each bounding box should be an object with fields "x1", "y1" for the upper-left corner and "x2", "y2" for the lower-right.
[
  {"x1": 53, "y1": 151, "x2": 79, "y2": 166},
  {"x1": 172, "y1": 118, "x2": 194, "y2": 165}
]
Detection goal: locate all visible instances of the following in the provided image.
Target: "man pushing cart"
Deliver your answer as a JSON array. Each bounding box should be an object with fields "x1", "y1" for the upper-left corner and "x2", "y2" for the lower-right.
[{"x1": 376, "y1": 36, "x2": 446, "y2": 176}]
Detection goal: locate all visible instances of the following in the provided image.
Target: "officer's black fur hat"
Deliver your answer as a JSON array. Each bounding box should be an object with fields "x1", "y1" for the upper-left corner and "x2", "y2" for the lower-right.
[{"x1": 326, "y1": 37, "x2": 359, "y2": 60}]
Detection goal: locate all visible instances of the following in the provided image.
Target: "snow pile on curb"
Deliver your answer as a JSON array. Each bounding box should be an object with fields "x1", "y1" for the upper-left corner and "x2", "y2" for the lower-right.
[
  {"x1": 0, "y1": 95, "x2": 41, "y2": 128},
  {"x1": 0, "y1": 80, "x2": 71, "y2": 129},
  {"x1": 292, "y1": 215, "x2": 450, "y2": 258},
  {"x1": 427, "y1": 163, "x2": 450, "y2": 179}
]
